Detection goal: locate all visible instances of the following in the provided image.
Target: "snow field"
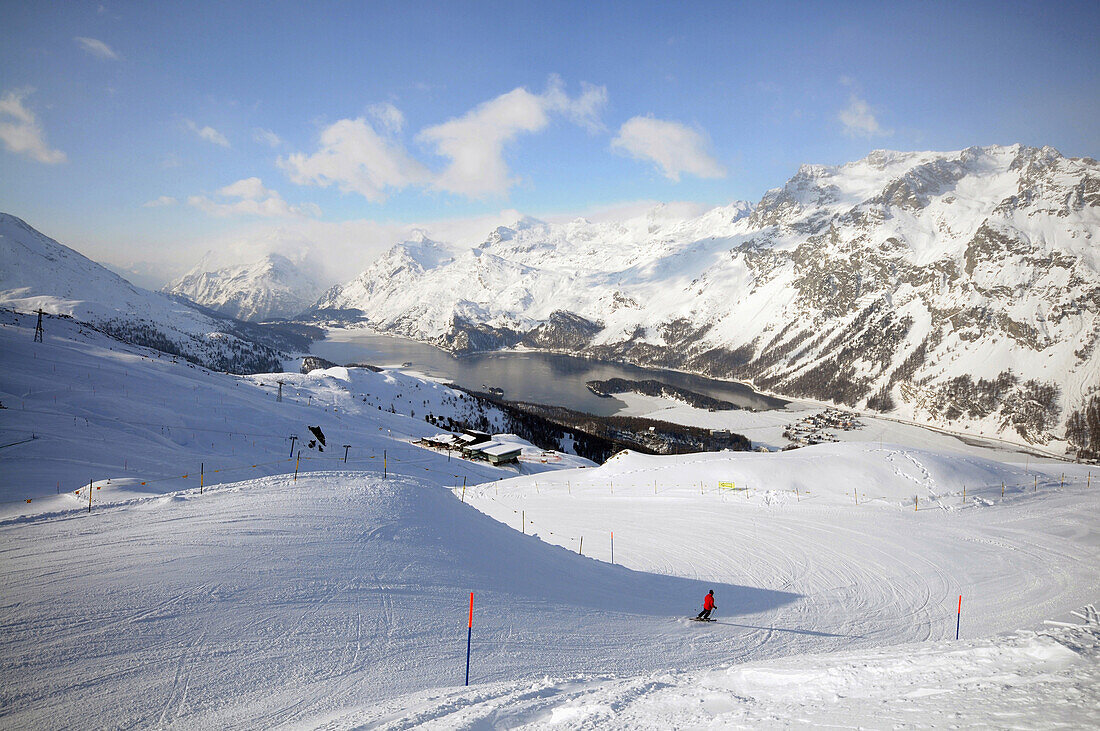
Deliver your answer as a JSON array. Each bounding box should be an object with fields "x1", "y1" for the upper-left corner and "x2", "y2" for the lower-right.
[
  {"x1": 0, "y1": 311, "x2": 589, "y2": 519},
  {"x1": 2, "y1": 310, "x2": 1099, "y2": 727},
  {"x1": 326, "y1": 619, "x2": 1100, "y2": 728}
]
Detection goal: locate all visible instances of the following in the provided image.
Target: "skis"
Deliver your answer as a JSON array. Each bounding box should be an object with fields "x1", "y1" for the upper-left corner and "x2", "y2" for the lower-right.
[{"x1": 689, "y1": 617, "x2": 716, "y2": 622}]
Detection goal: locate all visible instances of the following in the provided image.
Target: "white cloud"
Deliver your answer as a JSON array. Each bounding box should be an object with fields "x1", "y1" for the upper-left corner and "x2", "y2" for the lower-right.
[
  {"x1": 839, "y1": 94, "x2": 891, "y2": 137},
  {"x1": 74, "y1": 37, "x2": 119, "y2": 60},
  {"x1": 218, "y1": 177, "x2": 271, "y2": 200},
  {"x1": 252, "y1": 128, "x2": 283, "y2": 147},
  {"x1": 189, "y1": 177, "x2": 319, "y2": 218},
  {"x1": 541, "y1": 75, "x2": 608, "y2": 133},
  {"x1": 0, "y1": 88, "x2": 67, "y2": 164},
  {"x1": 184, "y1": 119, "x2": 230, "y2": 147},
  {"x1": 418, "y1": 87, "x2": 549, "y2": 198},
  {"x1": 278, "y1": 117, "x2": 430, "y2": 202},
  {"x1": 419, "y1": 78, "x2": 608, "y2": 198},
  {"x1": 142, "y1": 195, "x2": 177, "y2": 208},
  {"x1": 280, "y1": 78, "x2": 607, "y2": 202},
  {"x1": 610, "y1": 116, "x2": 725, "y2": 181},
  {"x1": 368, "y1": 102, "x2": 405, "y2": 135}
]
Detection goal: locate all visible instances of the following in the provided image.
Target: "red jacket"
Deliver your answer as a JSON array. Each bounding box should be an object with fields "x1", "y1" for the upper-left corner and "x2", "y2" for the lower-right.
[{"x1": 703, "y1": 593, "x2": 715, "y2": 610}]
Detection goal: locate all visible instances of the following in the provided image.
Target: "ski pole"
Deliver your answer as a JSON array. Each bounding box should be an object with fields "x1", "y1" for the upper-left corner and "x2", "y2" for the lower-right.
[{"x1": 465, "y1": 592, "x2": 474, "y2": 686}]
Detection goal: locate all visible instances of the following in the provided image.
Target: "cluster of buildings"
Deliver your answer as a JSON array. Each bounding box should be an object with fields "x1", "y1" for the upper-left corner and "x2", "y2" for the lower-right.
[
  {"x1": 418, "y1": 429, "x2": 524, "y2": 465},
  {"x1": 782, "y1": 408, "x2": 864, "y2": 447}
]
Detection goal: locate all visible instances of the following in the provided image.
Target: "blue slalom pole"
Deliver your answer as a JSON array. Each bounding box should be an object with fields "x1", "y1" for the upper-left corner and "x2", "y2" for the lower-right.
[
  {"x1": 465, "y1": 592, "x2": 473, "y2": 685},
  {"x1": 955, "y1": 595, "x2": 962, "y2": 640}
]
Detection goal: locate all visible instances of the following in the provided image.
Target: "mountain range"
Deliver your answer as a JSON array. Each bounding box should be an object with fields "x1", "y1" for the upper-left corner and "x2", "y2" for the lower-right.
[
  {"x1": 312, "y1": 145, "x2": 1100, "y2": 449},
  {"x1": 0, "y1": 213, "x2": 309, "y2": 373},
  {"x1": 164, "y1": 252, "x2": 325, "y2": 321}
]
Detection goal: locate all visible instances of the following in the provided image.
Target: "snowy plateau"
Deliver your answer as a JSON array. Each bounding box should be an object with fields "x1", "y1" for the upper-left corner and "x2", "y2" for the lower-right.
[
  {"x1": 1, "y1": 143, "x2": 1099, "y2": 729},
  {"x1": 316, "y1": 144, "x2": 1100, "y2": 452}
]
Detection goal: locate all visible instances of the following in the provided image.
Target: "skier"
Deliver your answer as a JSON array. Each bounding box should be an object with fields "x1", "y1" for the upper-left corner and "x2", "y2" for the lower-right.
[{"x1": 696, "y1": 590, "x2": 716, "y2": 620}]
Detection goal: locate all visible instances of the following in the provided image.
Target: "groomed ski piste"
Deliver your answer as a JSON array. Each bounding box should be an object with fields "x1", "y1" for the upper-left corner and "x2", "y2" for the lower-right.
[{"x1": 1, "y1": 310, "x2": 1098, "y2": 728}]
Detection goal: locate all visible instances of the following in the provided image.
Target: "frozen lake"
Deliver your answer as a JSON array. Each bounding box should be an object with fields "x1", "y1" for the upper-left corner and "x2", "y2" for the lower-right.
[{"x1": 309, "y1": 329, "x2": 787, "y2": 417}]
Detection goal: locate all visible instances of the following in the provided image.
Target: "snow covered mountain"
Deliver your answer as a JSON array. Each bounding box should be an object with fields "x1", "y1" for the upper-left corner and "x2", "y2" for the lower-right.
[
  {"x1": 165, "y1": 252, "x2": 325, "y2": 321},
  {"x1": 0, "y1": 212, "x2": 292, "y2": 373},
  {"x1": 315, "y1": 145, "x2": 1100, "y2": 447}
]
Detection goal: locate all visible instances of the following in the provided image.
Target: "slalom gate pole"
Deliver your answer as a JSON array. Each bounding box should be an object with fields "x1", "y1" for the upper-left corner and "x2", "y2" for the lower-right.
[
  {"x1": 88, "y1": 478, "x2": 92, "y2": 513},
  {"x1": 461, "y1": 476, "x2": 466, "y2": 503},
  {"x1": 578, "y1": 536, "x2": 583, "y2": 555},
  {"x1": 200, "y1": 462, "x2": 204, "y2": 494},
  {"x1": 611, "y1": 531, "x2": 614, "y2": 565},
  {"x1": 294, "y1": 451, "x2": 300, "y2": 482},
  {"x1": 384, "y1": 450, "x2": 387, "y2": 479},
  {"x1": 956, "y1": 595, "x2": 962, "y2": 640},
  {"x1": 465, "y1": 592, "x2": 474, "y2": 686}
]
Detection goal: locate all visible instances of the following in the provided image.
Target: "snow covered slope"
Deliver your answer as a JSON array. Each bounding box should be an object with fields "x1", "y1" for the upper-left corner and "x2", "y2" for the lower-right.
[
  {"x1": 165, "y1": 252, "x2": 325, "y2": 321},
  {"x1": 317, "y1": 145, "x2": 1100, "y2": 448},
  {"x1": 1, "y1": 308, "x2": 1097, "y2": 727},
  {"x1": 0, "y1": 212, "x2": 291, "y2": 372},
  {"x1": 0, "y1": 309, "x2": 590, "y2": 515}
]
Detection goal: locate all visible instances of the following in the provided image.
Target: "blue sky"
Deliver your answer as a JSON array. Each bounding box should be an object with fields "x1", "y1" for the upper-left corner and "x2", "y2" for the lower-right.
[{"x1": 2, "y1": 1, "x2": 1098, "y2": 284}]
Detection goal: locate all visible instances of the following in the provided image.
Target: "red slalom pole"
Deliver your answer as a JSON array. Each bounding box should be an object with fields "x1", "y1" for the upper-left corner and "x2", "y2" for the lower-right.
[
  {"x1": 465, "y1": 592, "x2": 474, "y2": 686},
  {"x1": 956, "y1": 595, "x2": 962, "y2": 640}
]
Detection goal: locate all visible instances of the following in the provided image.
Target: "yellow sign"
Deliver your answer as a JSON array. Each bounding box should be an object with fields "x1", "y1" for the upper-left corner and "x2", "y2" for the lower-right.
[{"x1": 718, "y1": 481, "x2": 737, "y2": 490}]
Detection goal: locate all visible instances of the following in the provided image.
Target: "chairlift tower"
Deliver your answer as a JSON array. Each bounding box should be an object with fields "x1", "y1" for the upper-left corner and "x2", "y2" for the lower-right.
[
  {"x1": 33, "y1": 308, "x2": 44, "y2": 343},
  {"x1": 276, "y1": 380, "x2": 285, "y2": 403}
]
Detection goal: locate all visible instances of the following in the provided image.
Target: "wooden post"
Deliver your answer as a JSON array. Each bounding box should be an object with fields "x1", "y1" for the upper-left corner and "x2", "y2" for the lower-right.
[
  {"x1": 1034, "y1": 475, "x2": 1037, "y2": 491},
  {"x1": 578, "y1": 536, "x2": 583, "y2": 555},
  {"x1": 1001, "y1": 481, "x2": 1005, "y2": 498},
  {"x1": 1060, "y1": 473, "x2": 1064, "y2": 489},
  {"x1": 294, "y1": 451, "x2": 300, "y2": 482},
  {"x1": 461, "y1": 476, "x2": 467, "y2": 503},
  {"x1": 611, "y1": 531, "x2": 614, "y2": 565},
  {"x1": 521, "y1": 510, "x2": 524, "y2": 534}
]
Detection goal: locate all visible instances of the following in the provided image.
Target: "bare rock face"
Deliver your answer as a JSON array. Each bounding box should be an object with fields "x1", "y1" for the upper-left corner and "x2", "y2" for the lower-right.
[{"x1": 312, "y1": 145, "x2": 1100, "y2": 446}]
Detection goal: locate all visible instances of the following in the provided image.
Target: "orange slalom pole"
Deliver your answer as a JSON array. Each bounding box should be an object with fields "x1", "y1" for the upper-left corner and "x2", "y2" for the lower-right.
[
  {"x1": 465, "y1": 592, "x2": 474, "y2": 686},
  {"x1": 956, "y1": 595, "x2": 962, "y2": 640}
]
